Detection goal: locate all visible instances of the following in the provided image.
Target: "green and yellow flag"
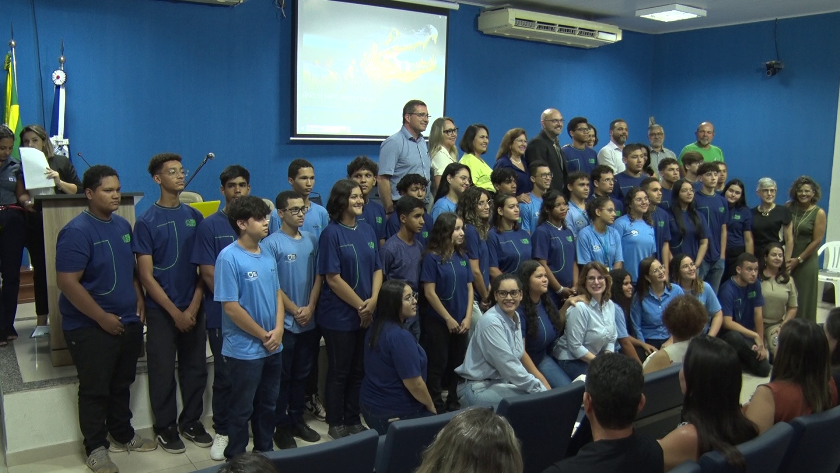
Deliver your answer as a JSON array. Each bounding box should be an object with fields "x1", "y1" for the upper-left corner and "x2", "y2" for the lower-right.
[{"x1": 4, "y1": 51, "x2": 20, "y2": 159}]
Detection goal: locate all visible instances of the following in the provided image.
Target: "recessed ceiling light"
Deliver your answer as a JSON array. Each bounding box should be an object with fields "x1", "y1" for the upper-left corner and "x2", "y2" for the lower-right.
[{"x1": 636, "y1": 4, "x2": 707, "y2": 22}]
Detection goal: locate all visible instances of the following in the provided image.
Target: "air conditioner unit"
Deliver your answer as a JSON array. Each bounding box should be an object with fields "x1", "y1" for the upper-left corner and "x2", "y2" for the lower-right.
[
  {"x1": 175, "y1": 0, "x2": 246, "y2": 5},
  {"x1": 478, "y1": 8, "x2": 622, "y2": 49}
]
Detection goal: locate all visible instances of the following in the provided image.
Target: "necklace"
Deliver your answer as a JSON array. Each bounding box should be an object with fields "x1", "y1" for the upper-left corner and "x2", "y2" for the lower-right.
[
  {"x1": 510, "y1": 156, "x2": 522, "y2": 165},
  {"x1": 791, "y1": 205, "x2": 817, "y2": 239},
  {"x1": 759, "y1": 203, "x2": 775, "y2": 217}
]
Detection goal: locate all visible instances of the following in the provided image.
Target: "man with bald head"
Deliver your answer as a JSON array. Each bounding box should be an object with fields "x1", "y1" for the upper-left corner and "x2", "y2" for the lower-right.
[
  {"x1": 597, "y1": 119, "x2": 628, "y2": 174},
  {"x1": 524, "y1": 108, "x2": 568, "y2": 193},
  {"x1": 678, "y1": 122, "x2": 724, "y2": 164}
]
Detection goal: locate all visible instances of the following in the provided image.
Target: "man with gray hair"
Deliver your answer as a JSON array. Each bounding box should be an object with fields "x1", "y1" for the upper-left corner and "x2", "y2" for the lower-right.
[
  {"x1": 524, "y1": 108, "x2": 568, "y2": 193},
  {"x1": 679, "y1": 121, "x2": 724, "y2": 164},
  {"x1": 647, "y1": 124, "x2": 676, "y2": 176}
]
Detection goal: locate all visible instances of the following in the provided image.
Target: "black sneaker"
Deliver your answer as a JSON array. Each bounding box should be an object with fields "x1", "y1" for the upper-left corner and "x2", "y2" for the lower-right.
[
  {"x1": 273, "y1": 425, "x2": 298, "y2": 449},
  {"x1": 156, "y1": 425, "x2": 186, "y2": 454},
  {"x1": 292, "y1": 422, "x2": 321, "y2": 443},
  {"x1": 345, "y1": 424, "x2": 368, "y2": 435},
  {"x1": 327, "y1": 424, "x2": 348, "y2": 440},
  {"x1": 181, "y1": 423, "x2": 213, "y2": 448}
]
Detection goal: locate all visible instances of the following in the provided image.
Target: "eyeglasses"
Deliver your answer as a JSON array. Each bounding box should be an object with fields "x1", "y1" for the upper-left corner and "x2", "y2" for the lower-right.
[
  {"x1": 443, "y1": 127, "x2": 459, "y2": 135},
  {"x1": 539, "y1": 172, "x2": 553, "y2": 179},
  {"x1": 649, "y1": 132, "x2": 664, "y2": 137},
  {"x1": 496, "y1": 289, "x2": 522, "y2": 299},
  {"x1": 759, "y1": 188, "x2": 777, "y2": 194},
  {"x1": 282, "y1": 207, "x2": 306, "y2": 215},
  {"x1": 633, "y1": 197, "x2": 650, "y2": 204},
  {"x1": 544, "y1": 119, "x2": 564, "y2": 125},
  {"x1": 411, "y1": 113, "x2": 432, "y2": 119},
  {"x1": 650, "y1": 266, "x2": 665, "y2": 275},
  {"x1": 680, "y1": 262, "x2": 696, "y2": 270},
  {"x1": 575, "y1": 127, "x2": 589, "y2": 133},
  {"x1": 513, "y1": 139, "x2": 528, "y2": 144},
  {"x1": 586, "y1": 276, "x2": 606, "y2": 283},
  {"x1": 160, "y1": 168, "x2": 189, "y2": 177},
  {"x1": 404, "y1": 292, "x2": 418, "y2": 302},
  {"x1": 477, "y1": 200, "x2": 490, "y2": 208}
]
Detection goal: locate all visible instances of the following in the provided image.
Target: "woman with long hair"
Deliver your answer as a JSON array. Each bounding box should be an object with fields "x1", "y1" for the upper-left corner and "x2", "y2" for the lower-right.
[
  {"x1": 420, "y1": 212, "x2": 474, "y2": 412},
  {"x1": 431, "y1": 163, "x2": 471, "y2": 221},
  {"x1": 532, "y1": 190, "x2": 577, "y2": 307},
  {"x1": 586, "y1": 125, "x2": 598, "y2": 148},
  {"x1": 613, "y1": 187, "x2": 656, "y2": 282},
  {"x1": 576, "y1": 196, "x2": 624, "y2": 269},
  {"x1": 759, "y1": 242, "x2": 797, "y2": 357},
  {"x1": 658, "y1": 336, "x2": 759, "y2": 470},
  {"x1": 360, "y1": 280, "x2": 435, "y2": 435},
  {"x1": 456, "y1": 274, "x2": 548, "y2": 408},
  {"x1": 458, "y1": 187, "x2": 493, "y2": 329},
  {"x1": 751, "y1": 177, "x2": 793, "y2": 258},
  {"x1": 786, "y1": 176, "x2": 826, "y2": 323},
  {"x1": 669, "y1": 253, "x2": 723, "y2": 337},
  {"x1": 317, "y1": 179, "x2": 383, "y2": 439},
  {"x1": 638, "y1": 143, "x2": 655, "y2": 177},
  {"x1": 517, "y1": 261, "x2": 570, "y2": 388},
  {"x1": 723, "y1": 179, "x2": 754, "y2": 280},
  {"x1": 667, "y1": 179, "x2": 709, "y2": 267},
  {"x1": 609, "y1": 268, "x2": 656, "y2": 364},
  {"x1": 429, "y1": 117, "x2": 459, "y2": 193},
  {"x1": 630, "y1": 256, "x2": 684, "y2": 350},
  {"x1": 459, "y1": 124, "x2": 493, "y2": 192},
  {"x1": 643, "y1": 295, "x2": 708, "y2": 374},
  {"x1": 552, "y1": 262, "x2": 617, "y2": 379},
  {"x1": 745, "y1": 318, "x2": 838, "y2": 433},
  {"x1": 493, "y1": 128, "x2": 531, "y2": 198},
  {"x1": 488, "y1": 193, "x2": 531, "y2": 280}
]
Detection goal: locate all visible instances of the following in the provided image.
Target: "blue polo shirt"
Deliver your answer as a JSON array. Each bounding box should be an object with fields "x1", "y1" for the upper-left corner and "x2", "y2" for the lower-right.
[
  {"x1": 420, "y1": 251, "x2": 474, "y2": 324},
  {"x1": 381, "y1": 234, "x2": 423, "y2": 291},
  {"x1": 316, "y1": 220, "x2": 382, "y2": 332},
  {"x1": 650, "y1": 206, "x2": 672, "y2": 262},
  {"x1": 133, "y1": 203, "x2": 203, "y2": 309},
  {"x1": 565, "y1": 200, "x2": 589, "y2": 238},
  {"x1": 577, "y1": 225, "x2": 623, "y2": 268},
  {"x1": 660, "y1": 187, "x2": 673, "y2": 210},
  {"x1": 431, "y1": 196, "x2": 457, "y2": 221},
  {"x1": 261, "y1": 230, "x2": 319, "y2": 333},
  {"x1": 518, "y1": 301, "x2": 559, "y2": 365},
  {"x1": 384, "y1": 211, "x2": 432, "y2": 247},
  {"x1": 361, "y1": 322, "x2": 427, "y2": 416},
  {"x1": 727, "y1": 205, "x2": 752, "y2": 248},
  {"x1": 694, "y1": 189, "x2": 729, "y2": 262},
  {"x1": 379, "y1": 126, "x2": 431, "y2": 201},
  {"x1": 464, "y1": 224, "x2": 490, "y2": 301},
  {"x1": 613, "y1": 215, "x2": 656, "y2": 282},
  {"x1": 270, "y1": 202, "x2": 330, "y2": 239},
  {"x1": 532, "y1": 221, "x2": 575, "y2": 306},
  {"x1": 518, "y1": 193, "x2": 543, "y2": 235},
  {"x1": 190, "y1": 210, "x2": 237, "y2": 329},
  {"x1": 359, "y1": 199, "x2": 387, "y2": 242},
  {"x1": 667, "y1": 208, "x2": 711, "y2": 261},
  {"x1": 561, "y1": 144, "x2": 597, "y2": 177},
  {"x1": 57, "y1": 211, "x2": 139, "y2": 330},
  {"x1": 612, "y1": 172, "x2": 648, "y2": 202},
  {"x1": 685, "y1": 282, "x2": 722, "y2": 335},
  {"x1": 719, "y1": 278, "x2": 764, "y2": 332},
  {"x1": 488, "y1": 228, "x2": 532, "y2": 274},
  {"x1": 630, "y1": 284, "x2": 685, "y2": 342}
]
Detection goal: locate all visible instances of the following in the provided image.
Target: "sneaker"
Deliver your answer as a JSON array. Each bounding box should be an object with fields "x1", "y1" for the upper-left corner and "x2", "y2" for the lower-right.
[
  {"x1": 305, "y1": 394, "x2": 326, "y2": 421},
  {"x1": 156, "y1": 425, "x2": 186, "y2": 454},
  {"x1": 86, "y1": 447, "x2": 119, "y2": 473},
  {"x1": 292, "y1": 422, "x2": 321, "y2": 443},
  {"x1": 327, "y1": 424, "x2": 348, "y2": 440},
  {"x1": 345, "y1": 424, "x2": 368, "y2": 435},
  {"x1": 273, "y1": 425, "x2": 298, "y2": 449},
  {"x1": 181, "y1": 423, "x2": 213, "y2": 448},
  {"x1": 210, "y1": 434, "x2": 228, "y2": 461},
  {"x1": 109, "y1": 433, "x2": 157, "y2": 453}
]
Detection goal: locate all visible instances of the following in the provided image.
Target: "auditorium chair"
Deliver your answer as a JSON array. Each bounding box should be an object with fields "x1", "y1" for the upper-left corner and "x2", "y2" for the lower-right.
[
  {"x1": 634, "y1": 364, "x2": 683, "y2": 439},
  {"x1": 778, "y1": 405, "x2": 840, "y2": 473},
  {"x1": 669, "y1": 461, "x2": 702, "y2": 472},
  {"x1": 374, "y1": 409, "x2": 461, "y2": 473},
  {"x1": 697, "y1": 422, "x2": 794, "y2": 473},
  {"x1": 178, "y1": 191, "x2": 203, "y2": 203}
]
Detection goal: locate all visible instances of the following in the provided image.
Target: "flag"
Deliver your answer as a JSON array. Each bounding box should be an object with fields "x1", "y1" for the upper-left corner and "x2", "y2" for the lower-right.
[
  {"x1": 50, "y1": 71, "x2": 69, "y2": 158},
  {"x1": 4, "y1": 50, "x2": 21, "y2": 160}
]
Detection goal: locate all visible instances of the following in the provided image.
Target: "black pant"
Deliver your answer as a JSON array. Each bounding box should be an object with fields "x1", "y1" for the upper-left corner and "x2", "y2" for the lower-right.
[
  {"x1": 276, "y1": 329, "x2": 320, "y2": 426},
  {"x1": 724, "y1": 245, "x2": 746, "y2": 282},
  {"x1": 720, "y1": 330, "x2": 771, "y2": 377},
  {"x1": 24, "y1": 212, "x2": 49, "y2": 316},
  {"x1": 207, "y1": 327, "x2": 231, "y2": 435},
  {"x1": 65, "y1": 323, "x2": 143, "y2": 455},
  {"x1": 305, "y1": 328, "x2": 321, "y2": 398},
  {"x1": 421, "y1": 317, "x2": 468, "y2": 411},
  {"x1": 146, "y1": 307, "x2": 208, "y2": 432},
  {"x1": 322, "y1": 328, "x2": 365, "y2": 426},
  {"x1": 0, "y1": 208, "x2": 26, "y2": 335}
]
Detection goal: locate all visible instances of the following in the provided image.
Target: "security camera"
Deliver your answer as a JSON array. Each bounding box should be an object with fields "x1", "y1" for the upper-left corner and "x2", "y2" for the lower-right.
[{"x1": 765, "y1": 60, "x2": 784, "y2": 77}]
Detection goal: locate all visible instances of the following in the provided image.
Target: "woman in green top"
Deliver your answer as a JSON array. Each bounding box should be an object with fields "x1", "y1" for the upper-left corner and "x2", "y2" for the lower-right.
[
  {"x1": 786, "y1": 176, "x2": 826, "y2": 323},
  {"x1": 458, "y1": 124, "x2": 494, "y2": 192}
]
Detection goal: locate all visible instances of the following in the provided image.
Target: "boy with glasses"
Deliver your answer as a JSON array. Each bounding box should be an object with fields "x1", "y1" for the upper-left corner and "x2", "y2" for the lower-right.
[
  {"x1": 269, "y1": 159, "x2": 330, "y2": 239},
  {"x1": 563, "y1": 117, "x2": 597, "y2": 176},
  {"x1": 518, "y1": 161, "x2": 552, "y2": 234}
]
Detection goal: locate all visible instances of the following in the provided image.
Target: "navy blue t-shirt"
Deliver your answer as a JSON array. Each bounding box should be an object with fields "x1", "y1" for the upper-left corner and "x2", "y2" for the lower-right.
[
  {"x1": 561, "y1": 145, "x2": 597, "y2": 177},
  {"x1": 381, "y1": 234, "x2": 423, "y2": 291},
  {"x1": 384, "y1": 211, "x2": 432, "y2": 247},
  {"x1": 612, "y1": 172, "x2": 648, "y2": 202},
  {"x1": 518, "y1": 301, "x2": 559, "y2": 365},
  {"x1": 133, "y1": 203, "x2": 203, "y2": 309},
  {"x1": 57, "y1": 211, "x2": 139, "y2": 330},
  {"x1": 361, "y1": 322, "x2": 427, "y2": 416},
  {"x1": 488, "y1": 228, "x2": 532, "y2": 274},
  {"x1": 359, "y1": 200, "x2": 387, "y2": 242},
  {"x1": 420, "y1": 251, "x2": 474, "y2": 324},
  {"x1": 719, "y1": 278, "x2": 765, "y2": 331},
  {"x1": 650, "y1": 206, "x2": 672, "y2": 261},
  {"x1": 667, "y1": 208, "x2": 711, "y2": 261},
  {"x1": 190, "y1": 210, "x2": 236, "y2": 329},
  {"x1": 464, "y1": 224, "x2": 490, "y2": 301},
  {"x1": 531, "y1": 222, "x2": 575, "y2": 306},
  {"x1": 727, "y1": 205, "x2": 752, "y2": 248},
  {"x1": 694, "y1": 190, "x2": 729, "y2": 262},
  {"x1": 659, "y1": 187, "x2": 673, "y2": 210}
]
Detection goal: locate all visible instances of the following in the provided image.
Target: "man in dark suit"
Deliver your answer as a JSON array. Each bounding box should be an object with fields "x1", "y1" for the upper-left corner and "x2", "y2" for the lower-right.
[{"x1": 524, "y1": 108, "x2": 568, "y2": 193}]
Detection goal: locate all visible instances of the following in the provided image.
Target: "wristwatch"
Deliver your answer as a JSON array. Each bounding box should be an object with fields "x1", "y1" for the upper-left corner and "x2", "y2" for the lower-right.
[
  {"x1": 556, "y1": 286, "x2": 565, "y2": 295},
  {"x1": 797, "y1": 256, "x2": 803, "y2": 264}
]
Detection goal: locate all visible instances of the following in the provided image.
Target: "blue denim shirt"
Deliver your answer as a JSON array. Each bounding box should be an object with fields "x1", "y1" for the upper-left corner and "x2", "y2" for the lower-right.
[{"x1": 630, "y1": 283, "x2": 685, "y2": 342}]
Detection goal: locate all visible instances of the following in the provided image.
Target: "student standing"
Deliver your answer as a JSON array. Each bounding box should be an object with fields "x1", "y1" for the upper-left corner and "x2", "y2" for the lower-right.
[
  {"x1": 613, "y1": 188, "x2": 656, "y2": 282},
  {"x1": 269, "y1": 159, "x2": 330, "y2": 238},
  {"x1": 612, "y1": 144, "x2": 649, "y2": 201},
  {"x1": 431, "y1": 163, "x2": 470, "y2": 221},
  {"x1": 564, "y1": 171, "x2": 591, "y2": 238},
  {"x1": 0, "y1": 125, "x2": 28, "y2": 344},
  {"x1": 57, "y1": 166, "x2": 156, "y2": 473},
  {"x1": 641, "y1": 177, "x2": 672, "y2": 271},
  {"x1": 667, "y1": 179, "x2": 710, "y2": 269},
  {"x1": 518, "y1": 161, "x2": 552, "y2": 234},
  {"x1": 134, "y1": 153, "x2": 210, "y2": 453},
  {"x1": 561, "y1": 117, "x2": 597, "y2": 176},
  {"x1": 657, "y1": 157, "x2": 680, "y2": 210},
  {"x1": 348, "y1": 156, "x2": 387, "y2": 245},
  {"x1": 384, "y1": 174, "x2": 433, "y2": 246},
  {"x1": 214, "y1": 196, "x2": 284, "y2": 459},
  {"x1": 723, "y1": 179, "x2": 754, "y2": 280},
  {"x1": 577, "y1": 196, "x2": 624, "y2": 270},
  {"x1": 488, "y1": 193, "x2": 532, "y2": 279},
  {"x1": 590, "y1": 165, "x2": 624, "y2": 217},
  {"x1": 457, "y1": 187, "x2": 493, "y2": 328},
  {"x1": 532, "y1": 190, "x2": 577, "y2": 308},
  {"x1": 693, "y1": 162, "x2": 728, "y2": 293}
]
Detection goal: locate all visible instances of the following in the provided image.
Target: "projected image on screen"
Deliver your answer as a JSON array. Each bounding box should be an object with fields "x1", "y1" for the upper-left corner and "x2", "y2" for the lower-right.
[{"x1": 295, "y1": 0, "x2": 448, "y2": 138}]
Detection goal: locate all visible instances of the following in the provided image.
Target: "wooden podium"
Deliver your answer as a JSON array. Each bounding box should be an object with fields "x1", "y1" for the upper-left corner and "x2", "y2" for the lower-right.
[{"x1": 36, "y1": 193, "x2": 144, "y2": 367}]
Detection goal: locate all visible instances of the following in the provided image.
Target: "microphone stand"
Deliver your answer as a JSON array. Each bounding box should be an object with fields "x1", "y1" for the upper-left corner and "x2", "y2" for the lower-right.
[{"x1": 184, "y1": 153, "x2": 215, "y2": 190}]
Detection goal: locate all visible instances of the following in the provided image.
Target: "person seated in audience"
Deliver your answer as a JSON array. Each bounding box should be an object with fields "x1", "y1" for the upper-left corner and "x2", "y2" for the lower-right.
[
  {"x1": 669, "y1": 253, "x2": 723, "y2": 336},
  {"x1": 431, "y1": 163, "x2": 471, "y2": 221},
  {"x1": 348, "y1": 155, "x2": 387, "y2": 245},
  {"x1": 758, "y1": 242, "x2": 797, "y2": 357},
  {"x1": 532, "y1": 190, "x2": 578, "y2": 308},
  {"x1": 459, "y1": 124, "x2": 494, "y2": 192},
  {"x1": 429, "y1": 117, "x2": 459, "y2": 193},
  {"x1": 518, "y1": 161, "x2": 552, "y2": 234},
  {"x1": 658, "y1": 337, "x2": 758, "y2": 471},
  {"x1": 384, "y1": 174, "x2": 432, "y2": 246},
  {"x1": 680, "y1": 151, "x2": 704, "y2": 184},
  {"x1": 564, "y1": 171, "x2": 591, "y2": 238},
  {"x1": 640, "y1": 177, "x2": 672, "y2": 270},
  {"x1": 493, "y1": 128, "x2": 532, "y2": 198},
  {"x1": 612, "y1": 144, "x2": 649, "y2": 201},
  {"x1": 718, "y1": 253, "x2": 771, "y2": 377},
  {"x1": 488, "y1": 193, "x2": 532, "y2": 279},
  {"x1": 360, "y1": 280, "x2": 435, "y2": 435},
  {"x1": 491, "y1": 167, "x2": 519, "y2": 197},
  {"x1": 657, "y1": 157, "x2": 680, "y2": 210},
  {"x1": 667, "y1": 179, "x2": 710, "y2": 268},
  {"x1": 576, "y1": 196, "x2": 624, "y2": 270},
  {"x1": 609, "y1": 268, "x2": 656, "y2": 365},
  {"x1": 542, "y1": 353, "x2": 664, "y2": 473},
  {"x1": 458, "y1": 187, "x2": 493, "y2": 331},
  {"x1": 589, "y1": 165, "x2": 624, "y2": 217},
  {"x1": 416, "y1": 408, "x2": 523, "y2": 473},
  {"x1": 613, "y1": 187, "x2": 656, "y2": 283},
  {"x1": 552, "y1": 262, "x2": 618, "y2": 379},
  {"x1": 630, "y1": 257, "x2": 684, "y2": 350},
  {"x1": 456, "y1": 274, "x2": 549, "y2": 408},
  {"x1": 722, "y1": 179, "x2": 754, "y2": 280},
  {"x1": 517, "y1": 260, "x2": 571, "y2": 388},
  {"x1": 744, "y1": 318, "x2": 838, "y2": 434},
  {"x1": 218, "y1": 452, "x2": 279, "y2": 473},
  {"x1": 643, "y1": 295, "x2": 707, "y2": 374},
  {"x1": 824, "y1": 308, "x2": 840, "y2": 385},
  {"x1": 562, "y1": 117, "x2": 597, "y2": 176}
]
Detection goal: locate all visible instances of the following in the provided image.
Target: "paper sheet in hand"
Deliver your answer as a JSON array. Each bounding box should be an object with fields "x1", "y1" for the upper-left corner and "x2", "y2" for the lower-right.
[{"x1": 20, "y1": 148, "x2": 54, "y2": 190}]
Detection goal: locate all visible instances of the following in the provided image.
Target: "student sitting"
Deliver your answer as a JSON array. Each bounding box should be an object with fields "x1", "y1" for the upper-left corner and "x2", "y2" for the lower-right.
[
  {"x1": 431, "y1": 163, "x2": 471, "y2": 221},
  {"x1": 630, "y1": 257, "x2": 684, "y2": 350},
  {"x1": 348, "y1": 155, "x2": 387, "y2": 245},
  {"x1": 643, "y1": 295, "x2": 707, "y2": 374},
  {"x1": 669, "y1": 253, "x2": 723, "y2": 336},
  {"x1": 609, "y1": 268, "x2": 656, "y2": 365},
  {"x1": 384, "y1": 174, "x2": 432, "y2": 246}
]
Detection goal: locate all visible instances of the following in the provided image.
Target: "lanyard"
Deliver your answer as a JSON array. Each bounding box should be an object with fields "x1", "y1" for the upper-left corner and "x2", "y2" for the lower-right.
[{"x1": 592, "y1": 229, "x2": 613, "y2": 267}]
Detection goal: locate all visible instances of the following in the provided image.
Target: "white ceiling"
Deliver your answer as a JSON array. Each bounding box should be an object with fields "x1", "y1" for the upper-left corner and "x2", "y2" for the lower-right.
[{"x1": 463, "y1": 0, "x2": 840, "y2": 34}]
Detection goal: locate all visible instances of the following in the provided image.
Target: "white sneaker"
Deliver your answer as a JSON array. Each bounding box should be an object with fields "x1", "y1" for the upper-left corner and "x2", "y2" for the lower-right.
[{"x1": 210, "y1": 434, "x2": 228, "y2": 461}]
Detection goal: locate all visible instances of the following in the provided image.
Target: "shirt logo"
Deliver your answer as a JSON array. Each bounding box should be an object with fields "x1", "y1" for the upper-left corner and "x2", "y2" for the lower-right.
[
  {"x1": 368, "y1": 242, "x2": 375, "y2": 249},
  {"x1": 748, "y1": 290, "x2": 756, "y2": 298},
  {"x1": 575, "y1": 219, "x2": 585, "y2": 227},
  {"x1": 566, "y1": 235, "x2": 573, "y2": 242},
  {"x1": 615, "y1": 210, "x2": 622, "y2": 216},
  {"x1": 122, "y1": 234, "x2": 131, "y2": 243},
  {"x1": 733, "y1": 214, "x2": 741, "y2": 220},
  {"x1": 186, "y1": 219, "x2": 197, "y2": 227},
  {"x1": 246, "y1": 271, "x2": 258, "y2": 281},
  {"x1": 521, "y1": 238, "x2": 529, "y2": 244},
  {"x1": 588, "y1": 158, "x2": 595, "y2": 164},
  {"x1": 460, "y1": 260, "x2": 467, "y2": 266},
  {"x1": 422, "y1": 231, "x2": 429, "y2": 238},
  {"x1": 8, "y1": 177, "x2": 14, "y2": 182},
  {"x1": 376, "y1": 216, "x2": 383, "y2": 224},
  {"x1": 630, "y1": 230, "x2": 639, "y2": 236},
  {"x1": 286, "y1": 254, "x2": 297, "y2": 263},
  {"x1": 718, "y1": 207, "x2": 725, "y2": 213},
  {"x1": 592, "y1": 244, "x2": 602, "y2": 252}
]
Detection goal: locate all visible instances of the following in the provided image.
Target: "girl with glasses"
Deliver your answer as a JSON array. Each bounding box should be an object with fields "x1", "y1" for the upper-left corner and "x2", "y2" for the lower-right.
[
  {"x1": 613, "y1": 187, "x2": 656, "y2": 283},
  {"x1": 630, "y1": 256, "x2": 684, "y2": 350},
  {"x1": 576, "y1": 196, "x2": 624, "y2": 270},
  {"x1": 669, "y1": 253, "x2": 723, "y2": 337}
]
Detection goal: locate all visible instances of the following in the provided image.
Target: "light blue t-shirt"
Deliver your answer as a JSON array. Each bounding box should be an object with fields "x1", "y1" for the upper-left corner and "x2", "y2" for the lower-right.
[
  {"x1": 686, "y1": 281, "x2": 723, "y2": 335},
  {"x1": 576, "y1": 225, "x2": 624, "y2": 268},
  {"x1": 431, "y1": 196, "x2": 457, "y2": 221},
  {"x1": 565, "y1": 200, "x2": 589, "y2": 238},
  {"x1": 261, "y1": 230, "x2": 319, "y2": 333},
  {"x1": 269, "y1": 202, "x2": 330, "y2": 240},
  {"x1": 613, "y1": 215, "x2": 657, "y2": 282},
  {"x1": 214, "y1": 242, "x2": 282, "y2": 360},
  {"x1": 518, "y1": 193, "x2": 543, "y2": 235}
]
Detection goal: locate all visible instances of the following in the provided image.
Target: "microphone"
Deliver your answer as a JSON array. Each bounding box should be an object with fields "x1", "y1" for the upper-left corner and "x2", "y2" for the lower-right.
[
  {"x1": 184, "y1": 152, "x2": 216, "y2": 190},
  {"x1": 76, "y1": 152, "x2": 94, "y2": 168},
  {"x1": 206, "y1": 152, "x2": 215, "y2": 160}
]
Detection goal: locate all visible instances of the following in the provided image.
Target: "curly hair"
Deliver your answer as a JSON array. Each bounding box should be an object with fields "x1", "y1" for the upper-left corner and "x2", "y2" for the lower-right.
[
  {"x1": 662, "y1": 295, "x2": 708, "y2": 340},
  {"x1": 788, "y1": 175, "x2": 821, "y2": 204},
  {"x1": 457, "y1": 186, "x2": 491, "y2": 240}
]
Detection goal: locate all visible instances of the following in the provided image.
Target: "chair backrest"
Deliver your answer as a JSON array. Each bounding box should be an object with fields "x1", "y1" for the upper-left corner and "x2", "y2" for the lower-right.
[
  {"x1": 310, "y1": 191, "x2": 323, "y2": 206},
  {"x1": 497, "y1": 381, "x2": 585, "y2": 473},
  {"x1": 698, "y1": 422, "x2": 794, "y2": 473},
  {"x1": 262, "y1": 197, "x2": 276, "y2": 211},
  {"x1": 669, "y1": 461, "x2": 702, "y2": 473},
  {"x1": 263, "y1": 429, "x2": 379, "y2": 473},
  {"x1": 634, "y1": 363, "x2": 683, "y2": 438},
  {"x1": 819, "y1": 242, "x2": 840, "y2": 272},
  {"x1": 375, "y1": 410, "x2": 461, "y2": 473},
  {"x1": 179, "y1": 191, "x2": 203, "y2": 203},
  {"x1": 779, "y1": 404, "x2": 840, "y2": 473}
]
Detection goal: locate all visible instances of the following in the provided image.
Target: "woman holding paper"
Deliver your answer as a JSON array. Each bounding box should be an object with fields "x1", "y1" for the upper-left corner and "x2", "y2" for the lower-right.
[{"x1": 19, "y1": 124, "x2": 82, "y2": 325}]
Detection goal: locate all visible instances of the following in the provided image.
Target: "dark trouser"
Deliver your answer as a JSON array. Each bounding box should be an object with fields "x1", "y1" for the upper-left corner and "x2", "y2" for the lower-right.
[
  {"x1": 65, "y1": 323, "x2": 143, "y2": 456},
  {"x1": 0, "y1": 208, "x2": 26, "y2": 335},
  {"x1": 145, "y1": 307, "x2": 208, "y2": 433},
  {"x1": 360, "y1": 403, "x2": 433, "y2": 436},
  {"x1": 421, "y1": 318, "x2": 468, "y2": 411},
  {"x1": 720, "y1": 330, "x2": 771, "y2": 377},
  {"x1": 322, "y1": 328, "x2": 365, "y2": 426},
  {"x1": 24, "y1": 212, "x2": 49, "y2": 316},
  {"x1": 305, "y1": 328, "x2": 321, "y2": 398},
  {"x1": 724, "y1": 245, "x2": 746, "y2": 282},
  {"x1": 207, "y1": 327, "x2": 231, "y2": 436},
  {"x1": 225, "y1": 354, "x2": 282, "y2": 459},
  {"x1": 560, "y1": 359, "x2": 589, "y2": 380},
  {"x1": 276, "y1": 329, "x2": 320, "y2": 427},
  {"x1": 647, "y1": 338, "x2": 669, "y2": 350}
]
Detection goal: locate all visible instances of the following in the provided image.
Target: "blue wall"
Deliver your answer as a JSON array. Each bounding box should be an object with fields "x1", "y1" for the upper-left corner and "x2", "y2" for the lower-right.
[{"x1": 4, "y1": 0, "x2": 837, "y2": 213}]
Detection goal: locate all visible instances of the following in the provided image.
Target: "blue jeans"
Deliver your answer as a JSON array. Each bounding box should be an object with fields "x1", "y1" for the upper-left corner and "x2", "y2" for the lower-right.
[
  {"x1": 207, "y1": 328, "x2": 231, "y2": 435},
  {"x1": 535, "y1": 354, "x2": 572, "y2": 388},
  {"x1": 457, "y1": 380, "x2": 529, "y2": 409},
  {"x1": 698, "y1": 259, "x2": 725, "y2": 294},
  {"x1": 559, "y1": 359, "x2": 589, "y2": 380},
  {"x1": 224, "y1": 354, "x2": 283, "y2": 459},
  {"x1": 359, "y1": 403, "x2": 433, "y2": 435},
  {"x1": 276, "y1": 329, "x2": 320, "y2": 426}
]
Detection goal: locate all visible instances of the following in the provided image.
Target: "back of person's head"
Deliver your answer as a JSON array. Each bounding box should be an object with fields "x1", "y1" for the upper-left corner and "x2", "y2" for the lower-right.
[
  {"x1": 772, "y1": 318, "x2": 834, "y2": 414},
  {"x1": 825, "y1": 308, "x2": 840, "y2": 371},
  {"x1": 585, "y1": 353, "x2": 644, "y2": 430},
  {"x1": 662, "y1": 295, "x2": 707, "y2": 342},
  {"x1": 681, "y1": 152, "x2": 704, "y2": 168},
  {"x1": 414, "y1": 408, "x2": 523, "y2": 473},
  {"x1": 218, "y1": 452, "x2": 279, "y2": 473}
]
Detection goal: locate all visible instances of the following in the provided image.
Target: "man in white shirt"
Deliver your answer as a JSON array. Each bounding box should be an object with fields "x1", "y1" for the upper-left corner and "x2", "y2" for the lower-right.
[{"x1": 597, "y1": 119, "x2": 628, "y2": 174}]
